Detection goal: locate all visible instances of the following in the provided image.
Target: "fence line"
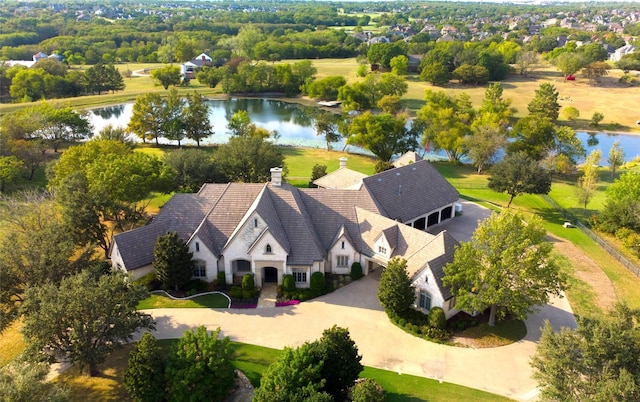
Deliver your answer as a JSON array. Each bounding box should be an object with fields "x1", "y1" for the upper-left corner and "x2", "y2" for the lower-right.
[{"x1": 541, "y1": 195, "x2": 640, "y2": 278}]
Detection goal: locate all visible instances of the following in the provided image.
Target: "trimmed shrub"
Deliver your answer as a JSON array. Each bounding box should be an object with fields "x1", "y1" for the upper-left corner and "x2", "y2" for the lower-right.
[
  {"x1": 187, "y1": 279, "x2": 207, "y2": 292},
  {"x1": 351, "y1": 378, "x2": 384, "y2": 402},
  {"x1": 217, "y1": 271, "x2": 226, "y2": 287},
  {"x1": 135, "y1": 272, "x2": 159, "y2": 291},
  {"x1": 228, "y1": 286, "x2": 243, "y2": 299},
  {"x1": 350, "y1": 262, "x2": 363, "y2": 280},
  {"x1": 282, "y1": 274, "x2": 296, "y2": 292},
  {"x1": 428, "y1": 307, "x2": 447, "y2": 329},
  {"x1": 310, "y1": 272, "x2": 325, "y2": 292},
  {"x1": 241, "y1": 274, "x2": 255, "y2": 291},
  {"x1": 242, "y1": 289, "x2": 253, "y2": 300}
]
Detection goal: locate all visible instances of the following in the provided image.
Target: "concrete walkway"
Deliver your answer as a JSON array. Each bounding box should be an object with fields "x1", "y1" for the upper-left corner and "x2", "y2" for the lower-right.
[
  {"x1": 143, "y1": 201, "x2": 577, "y2": 401},
  {"x1": 257, "y1": 283, "x2": 277, "y2": 308}
]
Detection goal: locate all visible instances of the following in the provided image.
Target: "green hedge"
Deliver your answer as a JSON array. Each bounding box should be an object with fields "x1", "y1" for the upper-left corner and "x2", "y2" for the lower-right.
[
  {"x1": 310, "y1": 272, "x2": 325, "y2": 292},
  {"x1": 350, "y1": 262, "x2": 363, "y2": 280}
]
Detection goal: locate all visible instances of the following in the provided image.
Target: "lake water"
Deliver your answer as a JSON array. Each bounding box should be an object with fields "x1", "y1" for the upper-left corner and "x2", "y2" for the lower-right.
[{"x1": 88, "y1": 98, "x2": 640, "y2": 163}]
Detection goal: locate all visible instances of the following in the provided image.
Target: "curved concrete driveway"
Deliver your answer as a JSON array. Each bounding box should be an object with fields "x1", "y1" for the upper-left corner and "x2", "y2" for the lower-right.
[{"x1": 144, "y1": 201, "x2": 576, "y2": 401}]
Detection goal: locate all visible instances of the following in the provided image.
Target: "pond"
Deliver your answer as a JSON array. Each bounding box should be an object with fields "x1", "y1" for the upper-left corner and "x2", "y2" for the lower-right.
[{"x1": 88, "y1": 98, "x2": 640, "y2": 163}]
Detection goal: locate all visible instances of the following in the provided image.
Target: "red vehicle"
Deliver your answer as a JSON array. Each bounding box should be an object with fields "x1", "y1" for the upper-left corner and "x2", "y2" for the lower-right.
[{"x1": 565, "y1": 75, "x2": 576, "y2": 81}]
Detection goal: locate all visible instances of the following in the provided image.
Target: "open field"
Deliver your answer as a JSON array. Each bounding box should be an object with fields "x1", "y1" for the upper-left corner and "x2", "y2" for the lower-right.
[{"x1": 53, "y1": 340, "x2": 513, "y2": 402}]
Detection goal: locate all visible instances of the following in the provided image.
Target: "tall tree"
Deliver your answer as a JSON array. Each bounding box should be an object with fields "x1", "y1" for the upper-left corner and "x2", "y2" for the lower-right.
[
  {"x1": 444, "y1": 211, "x2": 564, "y2": 326},
  {"x1": 314, "y1": 112, "x2": 340, "y2": 151},
  {"x1": 50, "y1": 140, "x2": 173, "y2": 257},
  {"x1": 552, "y1": 52, "x2": 586, "y2": 80},
  {"x1": 20, "y1": 270, "x2": 154, "y2": 376},
  {"x1": 576, "y1": 149, "x2": 602, "y2": 211},
  {"x1": 415, "y1": 90, "x2": 472, "y2": 163},
  {"x1": 0, "y1": 156, "x2": 23, "y2": 192},
  {"x1": 466, "y1": 114, "x2": 508, "y2": 174},
  {"x1": 214, "y1": 135, "x2": 284, "y2": 183},
  {"x1": 150, "y1": 65, "x2": 181, "y2": 90},
  {"x1": 608, "y1": 140, "x2": 625, "y2": 179},
  {"x1": 254, "y1": 343, "x2": 330, "y2": 402},
  {"x1": 0, "y1": 192, "x2": 94, "y2": 331},
  {"x1": 390, "y1": 55, "x2": 409, "y2": 75},
  {"x1": 531, "y1": 303, "x2": 640, "y2": 402},
  {"x1": 166, "y1": 326, "x2": 235, "y2": 402},
  {"x1": 183, "y1": 91, "x2": 213, "y2": 146},
  {"x1": 347, "y1": 111, "x2": 416, "y2": 162},
  {"x1": 123, "y1": 333, "x2": 167, "y2": 402},
  {"x1": 594, "y1": 172, "x2": 640, "y2": 234},
  {"x1": 153, "y1": 231, "x2": 194, "y2": 291},
  {"x1": 161, "y1": 88, "x2": 185, "y2": 146},
  {"x1": 165, "y1": 148, "x2": 223, "y2": 193},
  {"x1": 312, "y1": 325, "x2": 363, "y2": 401},
  {"x1": 377, "y1": 258, "x2": 415, "y2": 315},
  {"x1": 128, "y1": 93, "x2": 164, "y2": 144},
  {"x1": 528, "y1": 83, "x2": 560, "y2": 122},
  {"x1": 0, "y1": 362, "x2": 69, "y2": 401},
  {"x1": 488, "y1": 151, "x2": 552, "y2": 207}
]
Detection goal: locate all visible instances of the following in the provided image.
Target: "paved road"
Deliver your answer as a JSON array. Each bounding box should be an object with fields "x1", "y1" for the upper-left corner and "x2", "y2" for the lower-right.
[{"x1": 144, "y1": 201, "x2": 577, "y2": 401}]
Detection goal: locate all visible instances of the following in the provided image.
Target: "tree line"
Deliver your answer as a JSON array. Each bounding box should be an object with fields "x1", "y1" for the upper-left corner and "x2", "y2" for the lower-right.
[{"x1": 1, "y1": 58, "x2": 124, "y2": 102}]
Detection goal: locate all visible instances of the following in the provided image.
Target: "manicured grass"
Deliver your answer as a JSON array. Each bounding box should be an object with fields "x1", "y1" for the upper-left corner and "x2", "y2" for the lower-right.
[
  {"x1": 136, "y1": 292, "x2": 230, "y2": 309},
  {"x1": 56, "y1": 339, "x2": 512, "y2": 402},
  {"x1": 455, "y1": 319, "x2": 527, "y2": 348},
  {"x1": 0, "y1": 319, "x2": 25, "y2": 367},
  {"x1": 555, "y1": 253, "x2": 602, "y2": 320},
  {"x1": 281, "y1": 146, "x2": 377, "y2": 185},
  {"x1": 360, "y1": 366, "x2": 514, "y2": 402}
]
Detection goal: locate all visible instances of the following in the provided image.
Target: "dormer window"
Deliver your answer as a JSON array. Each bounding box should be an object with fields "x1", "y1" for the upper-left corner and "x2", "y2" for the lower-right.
[
  {"x1": 378, "y1": 245, "x2": 387, "y2": 254},
  {"x1": 265, "y1": 244, "x2": 272, "y2": 253},
  {"x1": 341, "y1": 241, "x2": 345, "y2": 249},
  {"x1": 254, "y1": 218, "x2": 258, "y2": 228}
]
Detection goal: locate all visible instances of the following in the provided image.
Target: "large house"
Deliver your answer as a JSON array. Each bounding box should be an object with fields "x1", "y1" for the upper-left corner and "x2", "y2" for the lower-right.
[{"x1": 111, "y1": 160, "x2": 463, "y2": 318}]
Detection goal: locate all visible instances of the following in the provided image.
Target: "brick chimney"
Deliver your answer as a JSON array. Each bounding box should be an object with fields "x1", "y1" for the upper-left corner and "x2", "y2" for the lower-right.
[
  {"x1": 270, "y1": 167, "x2": 283, "y2": 187},
  {"x1": 339, "y1": 157, "x2": 347, "y2": 169}
]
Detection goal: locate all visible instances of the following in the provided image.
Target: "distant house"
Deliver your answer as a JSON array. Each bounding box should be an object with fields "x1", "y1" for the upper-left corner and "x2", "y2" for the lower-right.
[
  {"x1": 111, "y1": 160, "x2": 462, "y2": 318},
  {"x1": 180, "y1": 53, "x2": 214, "y2": 80},
  {"x1": 610, "y1": 44, "x2": 637, "y2": 62},
  {"x1": 393, "y1": 151, "x2": 422, "y2": 168},
  {"x1": 32, "y1": 52, "x2": 48, "y2": 62},
  {"x1": 407, "y1": 55, "x2": 423, "y2": 73}
]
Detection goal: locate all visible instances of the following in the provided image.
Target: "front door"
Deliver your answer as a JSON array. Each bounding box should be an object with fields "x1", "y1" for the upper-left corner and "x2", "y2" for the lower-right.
[{"x1": 264, "y1": 267, "x2": 278, "y2": 283}]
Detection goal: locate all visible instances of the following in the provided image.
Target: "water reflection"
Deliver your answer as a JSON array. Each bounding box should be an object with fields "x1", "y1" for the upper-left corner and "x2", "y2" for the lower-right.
[{"x1": 87, "y1": 99, "x2": 640, "y2": 162}]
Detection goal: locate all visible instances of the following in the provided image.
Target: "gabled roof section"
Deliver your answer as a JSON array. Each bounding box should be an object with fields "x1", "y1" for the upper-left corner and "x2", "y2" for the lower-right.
[
  {"x1": 422, "y1": 231, "x2": 459, "y2": 300},
  {"x1": 382, "y1": 225, "x2": 398, "y2": 249},
  {"x1": 392, "y1": 151, "x2": 423, "y2": 168},
  {"x1": 362, "y1": 160, "x2": 459, "y2": 222},
  {"x1": 298, "y1": 187, "x2": 381, "y2": 254},
  {"x1": 113, "y1": 193, "x2": 211, "y2": 270},
  {"x1": 329, "y1": 224, "x2": 356, "y2": 250},
  {"x1": 313, "y1": 168, "x2": 367, "y2": 190},
  {"x1": 267, "y1": 183, "x2": 325, "y2": 265},
  {"x1": 199, "y1": 183, "x2": 266, "y2": 256}
]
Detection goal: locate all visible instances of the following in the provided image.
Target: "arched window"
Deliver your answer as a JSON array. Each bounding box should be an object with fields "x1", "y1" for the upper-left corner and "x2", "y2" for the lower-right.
[{"x1": 265, "y1": 244, "x2": 272, "y2": 253}]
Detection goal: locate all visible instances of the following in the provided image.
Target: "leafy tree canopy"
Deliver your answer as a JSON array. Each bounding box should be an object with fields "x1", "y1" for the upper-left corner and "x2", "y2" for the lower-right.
[
  {"x1": 444, "y1": 211, "x2": 564, "y2": 326},
  {"x1": 488, "y1": 151, "x2": 552, "y2": 207}
]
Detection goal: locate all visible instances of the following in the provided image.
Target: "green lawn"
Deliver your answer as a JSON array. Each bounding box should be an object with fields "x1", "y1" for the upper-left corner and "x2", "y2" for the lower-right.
[
  {"x1": 56, "y1": 340, "x2": 513, "y2": 402},
  {"x1": 136, "y1": 292, "x2": 230, "y2": 309}
]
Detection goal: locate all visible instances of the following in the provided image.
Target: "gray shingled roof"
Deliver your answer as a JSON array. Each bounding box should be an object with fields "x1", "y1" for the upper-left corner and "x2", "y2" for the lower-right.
[
  {"x1": 114, "y1": 160, "x2": 459, "y2": 273},
  {"x1": 201, "y1": 183, "x2": 266, "y2": 256},
  {"x1": 421, "y1": 231, "x2": 459, "y2": 300},
  {"x1": 113, "y1": 194, "x2": 211, "y2": 270},
  {"x1": 267, "y1": 184, "x2": 325, "y2": 265},
  {"x1": 362, "y1": 160, "x2": 459, "y2": 222},
  {"x1": 355, "y1": 207, "x2": 458, "y2": 300},
  {"x1": 298, "y1": 188, "x2": 381, "y2": 254}
]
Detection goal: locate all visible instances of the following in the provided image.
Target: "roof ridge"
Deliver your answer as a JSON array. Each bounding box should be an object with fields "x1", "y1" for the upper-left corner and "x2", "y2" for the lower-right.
[
  {"x1": 220, "y1": 183, "x2": 270, "y2": 252},
  {"x1": 187, "y1": 182, "x2": 232, "y2": 245}
]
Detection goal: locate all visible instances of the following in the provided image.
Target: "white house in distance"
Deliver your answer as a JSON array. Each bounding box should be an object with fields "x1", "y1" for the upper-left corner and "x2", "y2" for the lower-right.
[{"x1": 111, "y1": 160, "x2": 463, "y2": 318}]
